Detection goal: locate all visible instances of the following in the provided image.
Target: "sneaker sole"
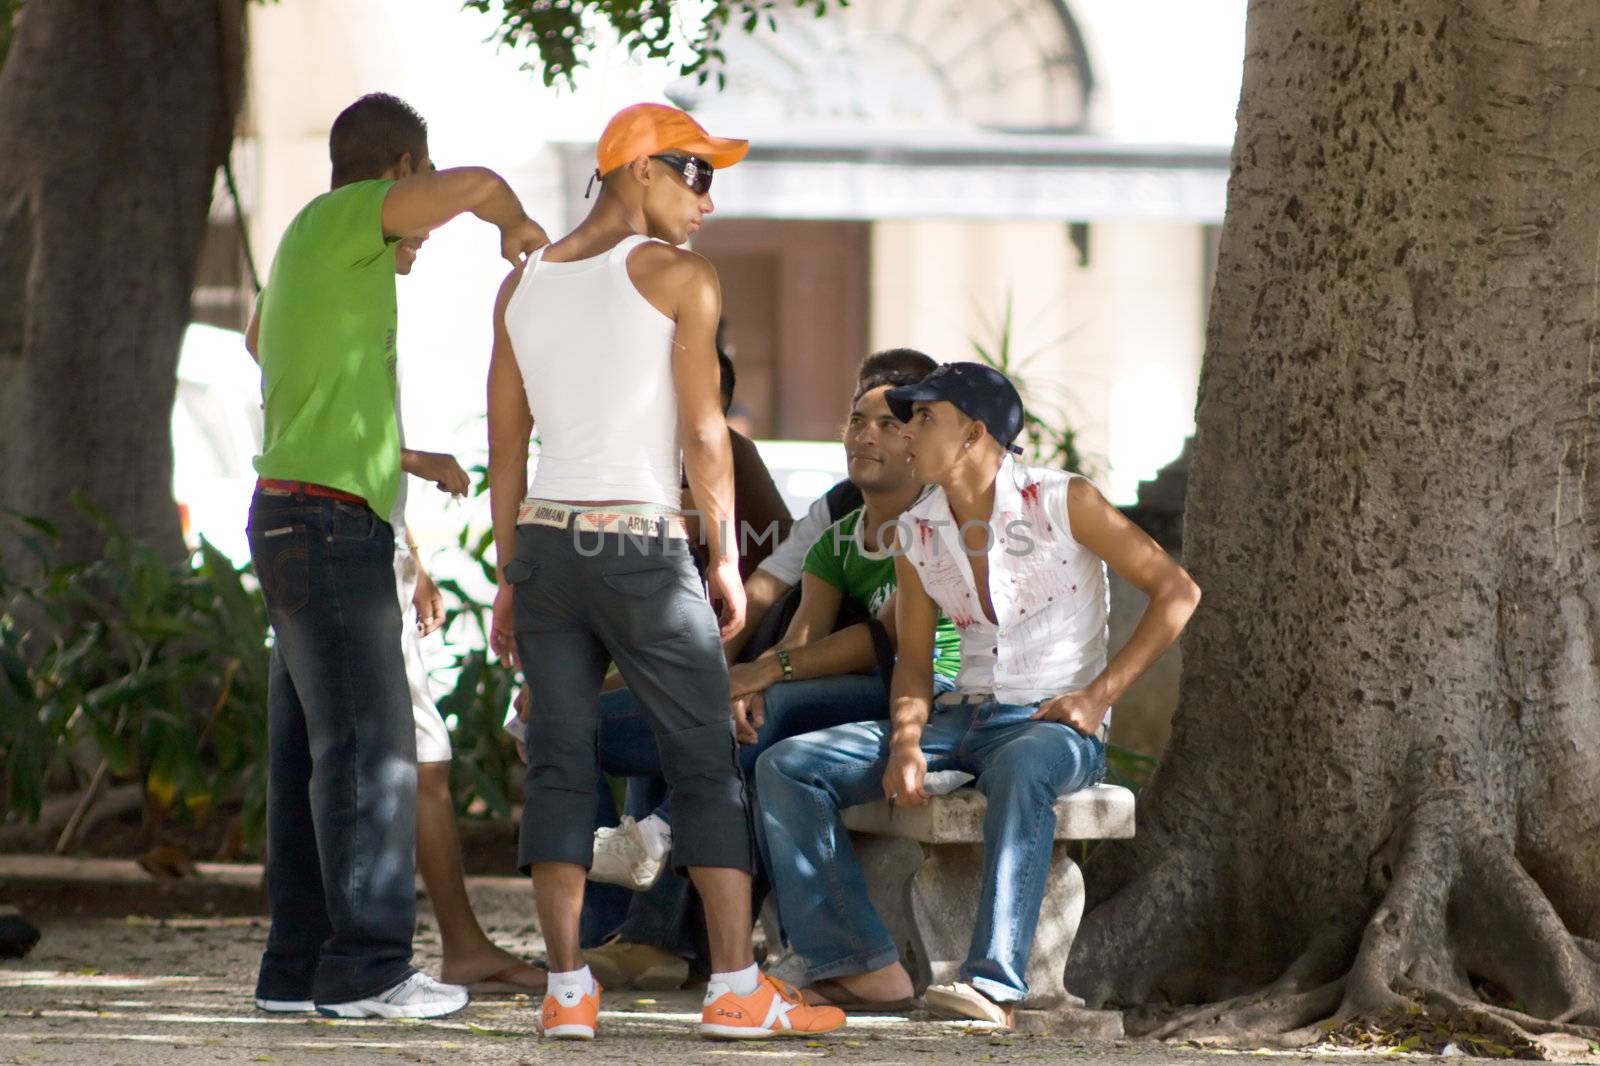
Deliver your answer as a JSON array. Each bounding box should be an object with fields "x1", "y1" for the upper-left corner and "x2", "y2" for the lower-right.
[
  {"x1": 315, "y1": 997, "x2": 468, "y2": 1020},
  {"x1": 542, "y1": 1024, "x2": 596, "y2": 1040},
  {"x1": 700, "y1": 1023, "x2": 841, "y2": 1040}
]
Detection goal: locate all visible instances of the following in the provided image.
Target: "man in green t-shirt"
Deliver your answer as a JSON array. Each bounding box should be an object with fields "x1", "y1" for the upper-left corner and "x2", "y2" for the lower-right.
[
  {"x1": 715, "y1": 364, "x2": 961, "y2": 747},
  {"x1": 246, "y1": 93, "x2": 547, "y2": 1022}
]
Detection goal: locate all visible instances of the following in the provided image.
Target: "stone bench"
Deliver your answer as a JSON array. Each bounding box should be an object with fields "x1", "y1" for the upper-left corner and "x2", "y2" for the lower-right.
[{"x1": 841, "y1": 783, "x2": 1134, "y2": 1022}]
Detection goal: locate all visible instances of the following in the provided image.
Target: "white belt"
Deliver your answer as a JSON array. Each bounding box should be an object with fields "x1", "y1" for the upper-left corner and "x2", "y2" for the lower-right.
[{"x1": 517, "y1": 498, "x2": 689, "y2": 541}]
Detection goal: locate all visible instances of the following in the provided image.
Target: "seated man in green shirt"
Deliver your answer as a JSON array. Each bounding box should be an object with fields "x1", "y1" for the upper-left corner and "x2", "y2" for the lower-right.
[
  {"x1": 247, "y1": 92, "x2": 547, "y2": 1021},
  {"x1": 578, "y1": 352, "x2": 960, "y2": 991}
]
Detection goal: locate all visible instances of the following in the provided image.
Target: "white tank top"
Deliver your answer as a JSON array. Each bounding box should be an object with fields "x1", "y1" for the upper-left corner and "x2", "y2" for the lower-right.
[{"x1": 504, "y1": 234, "x2": 681, "y2": 508}]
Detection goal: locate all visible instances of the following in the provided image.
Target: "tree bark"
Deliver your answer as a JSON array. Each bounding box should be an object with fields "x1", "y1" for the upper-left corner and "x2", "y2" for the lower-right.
[
  {"x1": 1068, "y1": 0, "x2": 1600, "y2": 1045},
  {"x1": 0, "y1": 0, "x2": 245, "y2": 567}
]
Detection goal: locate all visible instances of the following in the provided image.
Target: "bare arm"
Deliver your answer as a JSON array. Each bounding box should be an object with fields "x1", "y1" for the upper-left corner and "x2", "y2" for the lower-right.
[
  {"x1": 1033, "y1": 478, "x2": 1201, "y2": 733},
  {"x1": 722, "y1": 569, "x2": 791, "y2": 663},
  {"x1": 883, "y1": 553, "x2": 939, "y2": 805},
  {"x1": 244, "y1": 299, "x2": 261, "y2": 363},
  {"x1": 487, "y1": 267, "x2": 534, "y2": 664},
  {"x1": 763, "y1": 622, "x2": 877, "y2": 687},
  {"x1": 381, "y1": 168, "x2": 548, "y2": 263},
  {"x1": 667, "y1": 253, "x2": 744, "y2": 638},
  {"x1": 401, "y1": 449, "x2": 470, "y2": 496},
  {"x1": 726, "y1": 573, "x2": 846, "y2": 698}
]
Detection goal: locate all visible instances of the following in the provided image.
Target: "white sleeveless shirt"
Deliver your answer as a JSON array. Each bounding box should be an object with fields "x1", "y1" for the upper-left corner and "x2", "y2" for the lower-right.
[
  {"x1": 503, "y1": 234, "x2": 681, "y2": 509},
  {"x1": 902, "y1": 458, "x2": 1109, "y2": 706}
]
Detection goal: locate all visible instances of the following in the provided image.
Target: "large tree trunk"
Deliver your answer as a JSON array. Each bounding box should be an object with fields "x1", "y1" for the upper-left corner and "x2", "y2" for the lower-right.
[
  {"x1": 1068, "y1": 0, "x2": 1600, "y2": 1048},
  {"x1": 0, "y1": 1, "x2": 245, "y2": 567}
]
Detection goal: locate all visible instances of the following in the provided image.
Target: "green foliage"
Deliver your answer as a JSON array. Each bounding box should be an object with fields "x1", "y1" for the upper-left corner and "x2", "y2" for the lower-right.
[
  {"x1": 0, "y1": 492, "x2": 536, "y2": 847},
  {"x1": 0, "y1": 500, "x2": 270, "y2": 846},
  {"x1": 1103, "y1": 743, "x2": 1155, "y2": 794},
  {"x1": 463, "y1": 0, "x2": 841, "y2": 88},
  {"x1": 970, "y1": 294, "x2": 1092, "y2": 476}
]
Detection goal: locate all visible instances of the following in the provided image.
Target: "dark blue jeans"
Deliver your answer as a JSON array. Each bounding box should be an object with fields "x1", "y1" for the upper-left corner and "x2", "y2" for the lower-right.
[{"x1": 247, "y1": 488, "x2": 418, "y2": 1004}]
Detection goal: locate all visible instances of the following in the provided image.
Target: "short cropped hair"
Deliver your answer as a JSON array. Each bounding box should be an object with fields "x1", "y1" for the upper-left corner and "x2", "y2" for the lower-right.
[
  {"x1": 854, "y1": 347, "x2": 938, "y2": 403},
  {"x1": 330, "y1": 93, "x2": 428, "y2": 188}
]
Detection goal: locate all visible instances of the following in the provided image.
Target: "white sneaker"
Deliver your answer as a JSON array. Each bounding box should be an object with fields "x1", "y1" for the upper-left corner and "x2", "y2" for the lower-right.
[
  {"x1": 316, "y1": 972, "x2": 469, "y2": 1019},
  {"x1": 254, "y1": 997, "x2": 314, "y2": 1013},
  {"x1": 589, "y1": 816, "x2": 665, "y2": 890}
]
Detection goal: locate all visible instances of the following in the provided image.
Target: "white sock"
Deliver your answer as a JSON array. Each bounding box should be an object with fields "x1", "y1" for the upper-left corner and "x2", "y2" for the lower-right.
[
  {"x1": 635, "y1": 813, "x2": 672, "y2": 861},
  {"x1": 708, "y1": 962, "x2": 761, "y2": 999},
  {"x1": 547, "y1": 965, "x2": 594, "y2": 999}
]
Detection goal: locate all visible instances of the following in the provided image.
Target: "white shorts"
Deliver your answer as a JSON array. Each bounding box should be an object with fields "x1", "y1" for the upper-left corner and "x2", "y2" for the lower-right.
[{"x1": 395, "y1": 544, "x2": 452, "y2": 764}]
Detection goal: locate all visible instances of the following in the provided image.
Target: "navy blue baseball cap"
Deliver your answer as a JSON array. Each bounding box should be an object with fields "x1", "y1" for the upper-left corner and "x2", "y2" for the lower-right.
[{"x1": 885, "y1": 361, "x2": 1025, "y2": 455}]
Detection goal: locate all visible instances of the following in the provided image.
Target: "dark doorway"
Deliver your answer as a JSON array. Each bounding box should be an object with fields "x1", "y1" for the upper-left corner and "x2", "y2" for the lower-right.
[{"x1": 692, "y1": 219, "x2": 871, "y2": 439}]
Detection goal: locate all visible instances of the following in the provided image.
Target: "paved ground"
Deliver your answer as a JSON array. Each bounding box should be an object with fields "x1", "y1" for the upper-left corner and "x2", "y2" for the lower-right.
[{"x1": 0, "y1": 859, "x2": 1585, "y2": 1065}]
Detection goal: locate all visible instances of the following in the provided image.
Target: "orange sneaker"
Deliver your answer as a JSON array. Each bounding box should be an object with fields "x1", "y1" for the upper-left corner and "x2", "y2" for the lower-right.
[
  {"x1": 539, "y1": 980, "x2": 602, "y2": 1040},
  {"x1": 701, "y1": 973, "x2": 846, "y2": 1040}
]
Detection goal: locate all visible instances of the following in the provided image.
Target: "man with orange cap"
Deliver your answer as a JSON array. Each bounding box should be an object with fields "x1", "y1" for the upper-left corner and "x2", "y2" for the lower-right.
[{"x1": 485, "y1": 103, "x2": 847, "y2": 1042}]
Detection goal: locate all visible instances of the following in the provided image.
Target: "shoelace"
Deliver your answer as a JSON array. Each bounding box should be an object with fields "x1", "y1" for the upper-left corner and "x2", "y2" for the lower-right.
[
  {"x1": 761, "y1": 978, "x2": 798, "y2": 1029},
  {"x1": 383, "y1": 974, "x2": 424, "y2": 1003}
]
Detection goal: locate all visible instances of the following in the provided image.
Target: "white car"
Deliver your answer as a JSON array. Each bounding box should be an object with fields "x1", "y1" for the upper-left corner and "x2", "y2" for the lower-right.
[
  {"x1": 751, "y1": 440, "x2": 848, "y2": 519},
  {"x1": 172, "y1": 323, "x2": 261, "y2": 569}
]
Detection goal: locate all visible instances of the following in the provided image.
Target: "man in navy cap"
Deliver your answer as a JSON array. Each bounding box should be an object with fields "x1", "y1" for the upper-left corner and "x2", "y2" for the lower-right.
[{"x1": 755, "y1": 362, "x2": 1201, "y2": 1026}]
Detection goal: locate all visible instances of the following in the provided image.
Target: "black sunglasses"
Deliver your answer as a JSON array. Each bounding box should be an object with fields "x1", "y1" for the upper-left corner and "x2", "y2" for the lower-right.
[{"x1": 651, "y1": 153, "x2": 714, "y2": 196}]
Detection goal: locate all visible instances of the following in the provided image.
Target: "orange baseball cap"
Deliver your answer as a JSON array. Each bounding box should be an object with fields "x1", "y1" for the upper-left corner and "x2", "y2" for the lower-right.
[{"x1": 595, "y1": 103, "x2": 749, "y2": 179}]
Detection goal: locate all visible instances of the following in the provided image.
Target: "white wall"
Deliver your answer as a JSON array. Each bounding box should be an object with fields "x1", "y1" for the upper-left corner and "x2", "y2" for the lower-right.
[{"x1": 1070, "y1": 0, "x2": 1246, "y2": 143}]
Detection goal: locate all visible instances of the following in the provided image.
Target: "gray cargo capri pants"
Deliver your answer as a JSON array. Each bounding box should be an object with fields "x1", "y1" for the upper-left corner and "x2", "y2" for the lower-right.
[{"x1": 507, "y1": 519, "x2": 753, "y2": 875}]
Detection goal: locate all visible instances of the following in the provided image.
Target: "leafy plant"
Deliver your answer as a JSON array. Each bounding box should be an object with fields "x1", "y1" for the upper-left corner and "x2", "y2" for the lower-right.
[
  {"x1": 0, "y1": 500, "x2": 270, "y2": 848},
  {"x1": 465, "y1": 0, "x2": 842, "y2": 88},
  {"x1": 970, "y1": 294, "x2": 1093, "y2": 476},
  {"x1": 1104, "y1": 743, "x2": 1156, "y2": 794}
]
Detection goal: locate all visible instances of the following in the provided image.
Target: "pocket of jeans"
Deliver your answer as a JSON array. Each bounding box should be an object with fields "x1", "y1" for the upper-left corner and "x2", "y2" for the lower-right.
[
  {"x1": 250, "y1": 525, "x2": 309, "y2": 617},
  {"x1": 600, "y1": 563, "x2": 677, "y2": 598},
  {"x1": 330, "y1": 500, "x2": 377, "y2": 541}
]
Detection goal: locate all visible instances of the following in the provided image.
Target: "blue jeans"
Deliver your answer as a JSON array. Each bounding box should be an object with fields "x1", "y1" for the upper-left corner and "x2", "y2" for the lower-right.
[
  {"x1": 755, "y1": 700, "x2": 1105, "y2": 1004},
  {"x1": 247, "y1": 489, "x2": 418, "y2": 1005},
  {"x1": 593, "y1": 673, "x2": 917, "y2": 954}
]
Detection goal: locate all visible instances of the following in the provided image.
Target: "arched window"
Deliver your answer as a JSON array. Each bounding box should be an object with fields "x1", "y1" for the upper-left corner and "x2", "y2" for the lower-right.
[{"x1": 671, "y1": 0, "x2": 1093, "y2": 134}]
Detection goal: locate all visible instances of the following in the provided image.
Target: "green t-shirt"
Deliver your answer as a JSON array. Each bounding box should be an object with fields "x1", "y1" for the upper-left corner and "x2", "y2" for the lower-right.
[
  {"x1": 253, "y1": 179, "x2": 402, "y2": 518},
  {"x1": 803, "y1": 508, "x2": 962, "y2": 682}
]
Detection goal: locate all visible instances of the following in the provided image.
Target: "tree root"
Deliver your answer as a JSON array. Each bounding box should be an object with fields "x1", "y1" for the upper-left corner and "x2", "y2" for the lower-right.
[
  {"x1": 1135, "y1": 976, "x2": 1346, "y2": 1043},
  {"x1": 1083, "y1": 798, "x2": 1600, "y2": 1053}
]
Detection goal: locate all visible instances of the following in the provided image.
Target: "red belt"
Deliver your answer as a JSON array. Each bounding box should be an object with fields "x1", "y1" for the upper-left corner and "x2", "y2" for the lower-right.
[{"x1": 256, "y1": 478, "x2": 367, "y2": 506}]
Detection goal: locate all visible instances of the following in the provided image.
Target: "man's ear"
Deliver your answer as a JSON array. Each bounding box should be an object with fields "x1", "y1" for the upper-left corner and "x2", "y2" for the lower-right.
[
  {"x1": 380, "y1": 152, "x2": 413, "y2": 182},
  {"x1": 629, "y1": 154, "x2": 654, "y2": 186},
  {"x1": 967, "y1": 421, "x2": 988, "y2": 448}
]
